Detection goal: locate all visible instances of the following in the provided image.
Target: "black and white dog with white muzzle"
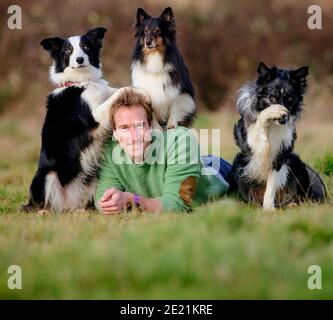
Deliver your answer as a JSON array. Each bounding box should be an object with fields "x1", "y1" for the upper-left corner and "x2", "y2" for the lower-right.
[
  {"x1": 230, "y1": 62, "x2": 326, "y2": 210},
  {"x1": 23, "y1": 27, "x2": 117, "y2": 212}
]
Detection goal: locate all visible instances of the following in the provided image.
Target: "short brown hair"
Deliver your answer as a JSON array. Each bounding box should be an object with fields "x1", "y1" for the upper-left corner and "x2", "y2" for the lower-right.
[{"x1": 109, "y1": 87, "x2": 153, "y2": 128}]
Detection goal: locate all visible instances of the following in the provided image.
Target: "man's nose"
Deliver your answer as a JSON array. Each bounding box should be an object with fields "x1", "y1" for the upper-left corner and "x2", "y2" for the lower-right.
[
  {"x1": 76, "y1": 57, "x2": 84, "y2": 64},
  {"x1": 130, "y1": 128, "x2": 138, "y2": 141},
  {"x1": 130, "y1": 127, "x2": 143, "y2": 142}
]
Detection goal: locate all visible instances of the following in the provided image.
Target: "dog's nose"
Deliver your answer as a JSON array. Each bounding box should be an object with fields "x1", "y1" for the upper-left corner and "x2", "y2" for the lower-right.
[
  {"x1": 278, "y1": 114, "x2": 289, "y2": 125},
  {"x1": 146, "y1": 39, "x2": 152, "y2": 46},
  {"x1": 76, "y1": 57, "x2": 84, "y2": 64}
]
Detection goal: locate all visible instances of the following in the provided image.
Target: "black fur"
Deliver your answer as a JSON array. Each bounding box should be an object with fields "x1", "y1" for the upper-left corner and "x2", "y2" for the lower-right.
[
  {"x1": 25, "y1": 87, "x2": 99, "y2": 209},
  {"x1": 23, "y1": 28, "x2": 108, "y2": 212},
  {"x1": 132, "y1": 7, "x2": 195, "y2": 127},
  {"x1": 229, "y1": 62, "x2": 326, "y2": 208},
  {"x1": 132, "y1": 7, "x2": 194, "y2": 98},
  {"x1": 40, "y1": 27, "x2": 107, "y2": 72}
]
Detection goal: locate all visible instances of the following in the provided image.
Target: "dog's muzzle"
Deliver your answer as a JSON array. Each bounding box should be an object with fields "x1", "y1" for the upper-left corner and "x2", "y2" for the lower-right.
[{"x1": 278, "y1": 113, "x2": 289, "y2": 125}]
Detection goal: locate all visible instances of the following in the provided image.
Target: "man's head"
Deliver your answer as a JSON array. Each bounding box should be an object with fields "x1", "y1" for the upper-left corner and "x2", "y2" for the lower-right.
[{"x1": 109, "y1": 87, "x2": 153, "y2": 162}]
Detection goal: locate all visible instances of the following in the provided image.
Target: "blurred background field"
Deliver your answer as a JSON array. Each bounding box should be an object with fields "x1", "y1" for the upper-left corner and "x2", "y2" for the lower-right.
[{"x1": 0, "y1": 0, "x2": 333, "y2": 299}]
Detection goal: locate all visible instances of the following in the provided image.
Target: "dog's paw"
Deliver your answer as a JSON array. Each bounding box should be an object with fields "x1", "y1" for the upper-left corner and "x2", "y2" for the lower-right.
[
  {"x1": 259, "y1": 104, "x2": 289, "y2": 125},
  {"x1": 37, "y1": 209, "x2": 48, "y2": 215},
  {"x1": 166, "y1": 120, "x2": 178, "y2": 130},
  {"x1": 151, "y1": 117, "x2": 164, "y2": 131},
  {"x1": 262, "y1": 202, "x2": 276, "y2": 211}
]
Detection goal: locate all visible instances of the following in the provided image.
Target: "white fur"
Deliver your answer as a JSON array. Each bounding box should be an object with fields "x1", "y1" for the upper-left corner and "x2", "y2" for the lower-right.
[
  {"x1": 263, "y1": 165, "x2": 289, "y2": 210},
  {"x1": 68, "y1": 36, "x2": 89, "y2": 69},
  {"x1": 236, "y1": 83, "x2": 257, "y2": 123},
  {"x1": 245, "y1": 122, "x2": 271, "y2": 182},
  {"x1": 44, "y1": 172, "x2": 63, "y2": 212},
  {"x1": 44, "y1": 171, "x2": 98, "y2": 212},
  {"x1": 168, "y1": 93, "x2": 196, "y2": 128},
  {"x1": 131, "y1": 52, "x2": 195, "y2": 127},
  {"x1": 49, "y1": 63, "x2": 102, "y2": 86},
  {"x1": 43, "y1": 56, "x2": 117, "y2": 212},
  {"x1": 242, "y1": 105, "x2": 295, "y2": 210},
  {"x1": 244, "y1": 105, "x2": 294, "y2": 182}
]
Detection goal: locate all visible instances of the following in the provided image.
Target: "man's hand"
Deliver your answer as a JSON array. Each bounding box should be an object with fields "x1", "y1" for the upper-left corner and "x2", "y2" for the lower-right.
[{"x1": 99, "y1": 188, "x2": 132, "y2": 215}]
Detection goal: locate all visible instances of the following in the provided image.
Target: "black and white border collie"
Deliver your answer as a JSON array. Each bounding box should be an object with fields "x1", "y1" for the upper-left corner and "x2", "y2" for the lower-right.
[
  {"x1": 131, "y1": 7, "x2": 196, "y2": 129},
  {"x1": 23, "y1": 27, "x2": 116, "y2": 212},
  {"x1": 230, "y1": 62, "x2": 326, "y2": 210}
]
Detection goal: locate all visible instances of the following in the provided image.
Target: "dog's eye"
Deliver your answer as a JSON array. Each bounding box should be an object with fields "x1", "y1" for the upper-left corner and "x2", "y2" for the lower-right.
[
  {"x1": 65, "y1": 49, "x2": 72, "y2": 55},
  {"x1": 83, "y1": 45, "x2": 89, "y2": 51},
  {"x1": 288, "y1": 96, "x2": 293, "y2": 102},
  {"x1": 155, "y1": 27, "x2": 161, "y2": 34},
  {"x1": 270, "y1": 96, "x2": 277, "y2": 103},
  {"x1": 144, "y1": 28, "x2": 149, "y2": 34}
]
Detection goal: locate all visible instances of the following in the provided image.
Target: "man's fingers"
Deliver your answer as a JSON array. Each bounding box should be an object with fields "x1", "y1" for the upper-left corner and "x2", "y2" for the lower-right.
[
  {"x1": 99, "y1": 198, "x2": 118, "y2": 208},
  {"x1": 101, "y1": 188, "x2": 117, "y2": 202}
]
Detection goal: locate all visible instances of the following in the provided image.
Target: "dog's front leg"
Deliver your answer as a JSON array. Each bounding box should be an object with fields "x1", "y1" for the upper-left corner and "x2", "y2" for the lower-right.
[
  {"x1": 167, "y1": 93, "x2": 196, "y2": 129},
  {"x1": 92, "y1": 88, "x2": 118, "y2": 130},
  {"x1": 263, "y1": 165, "x2": 289, "y2": 210},
  {"x1": 247, "y1": 105, "x2": 289, "y2": 179},
  {"x1": 263, "y1": 170, "x2": 279, "y2": 210}
]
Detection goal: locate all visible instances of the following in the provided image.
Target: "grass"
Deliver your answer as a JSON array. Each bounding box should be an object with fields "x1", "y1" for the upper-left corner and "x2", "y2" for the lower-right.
[{"x1": 0, "y1": 110, "x2": 332, "y2": 299}]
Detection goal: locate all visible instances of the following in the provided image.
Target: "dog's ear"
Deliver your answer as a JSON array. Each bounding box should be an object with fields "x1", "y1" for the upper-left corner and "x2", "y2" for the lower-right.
[
  {"x1": 136, "y1": 8, "x2": 150, "y2": 25},
  {"x1": 290, "y1": 66, "x2": 309, "y2": 92},
  {"x1": 289, "y1": 66, "x2": 309, "y2": 82},
  {"x1": 40, "y1": 37, "x2": 64, "y2": 54},
  {"x1": 257, "y1": 61, "x2": 271, "y2": 77},
  {"x1": 84, "y1": 27, "x2": 107, "y2": 48},
  {"x1": 160, "y1": 7, "x2": 174, "y2": 22},
  {"x1": 257, "y1": 61, "x2": 276, "y2": 83}
]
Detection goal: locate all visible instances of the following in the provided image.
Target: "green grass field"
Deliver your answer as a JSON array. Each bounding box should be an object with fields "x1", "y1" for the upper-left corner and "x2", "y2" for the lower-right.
[{"x1": 0, "y1": 110, "x2": 332, "y2": 299}]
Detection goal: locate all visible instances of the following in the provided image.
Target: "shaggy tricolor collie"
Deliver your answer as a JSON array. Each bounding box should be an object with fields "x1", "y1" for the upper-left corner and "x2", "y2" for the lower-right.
[
  {"x1": 230, "y1": 62, "x2": 326, "y2": 210},
  {"x1": 131, "y1": 7, "x2": 196, "y2": 129},
  {"x1": 23, "y1": 27, "x2": 116, "y2": 212}
]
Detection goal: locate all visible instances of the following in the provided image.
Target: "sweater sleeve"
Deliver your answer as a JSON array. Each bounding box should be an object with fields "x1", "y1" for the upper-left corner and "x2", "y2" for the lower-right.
[
  {"x1": 94, "y1": 142, "x2": 125, "y2": 212},
  {"x1": 157, "y1": 128, "x2": 201, "y2": 213}
]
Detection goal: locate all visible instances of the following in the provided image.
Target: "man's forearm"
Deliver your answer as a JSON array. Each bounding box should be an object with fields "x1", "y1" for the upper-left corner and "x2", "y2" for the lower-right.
[{"x1": 125, "y1": 192, "x2": 163, "y2": 213}]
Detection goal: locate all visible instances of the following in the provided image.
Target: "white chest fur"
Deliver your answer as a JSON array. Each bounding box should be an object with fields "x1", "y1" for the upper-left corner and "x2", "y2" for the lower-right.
[
  {"x1": 245, "y1": 120, "x2": 294, "y2": 181},
  {"x1": 131, "y1": 53, "x2": 180, "y2": 122},
  {"x1": 45, "y1": 80, "x2": 115, "y2": 211},
  {"x1": 81, "y1": 79, "x2": 115, "y2": 110}
]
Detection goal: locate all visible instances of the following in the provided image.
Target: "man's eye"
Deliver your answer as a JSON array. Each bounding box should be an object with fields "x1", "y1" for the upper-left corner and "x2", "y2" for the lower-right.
[{"x1": 136, "y1": 123, "x2": 145, "y2": 128}]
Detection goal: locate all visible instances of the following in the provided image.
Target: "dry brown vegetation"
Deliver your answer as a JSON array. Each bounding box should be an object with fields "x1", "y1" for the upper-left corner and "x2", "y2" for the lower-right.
[{"x1": 1, "y1": 0, "x2": 333, "y2": 111}]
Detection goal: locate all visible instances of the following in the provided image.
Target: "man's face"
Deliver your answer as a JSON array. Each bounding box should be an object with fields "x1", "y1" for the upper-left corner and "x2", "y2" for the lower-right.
[{"x1": 113, "y1": 105, "x2": 152, "y2": 161}]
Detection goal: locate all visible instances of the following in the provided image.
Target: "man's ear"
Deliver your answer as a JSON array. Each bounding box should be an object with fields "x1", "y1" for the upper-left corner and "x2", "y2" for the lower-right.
[
  {"x1": 40, "y1": 37, "x2": 64, "y2": 55},
  {"x1": 136, "y1": 8, "x2": 150, "y2": 25},
  {"x1": 160, "y1": 7, "x2": 174, "y2": 22},
  {"x1": 84, "y1": 27, "x2": 107, "y2": 48},
  {"x1": 289, "y1": 66, "x2": 309, "y2": 82},
  {"x1": 257, "y1": 61, "x2": 276, "y2": 83}
]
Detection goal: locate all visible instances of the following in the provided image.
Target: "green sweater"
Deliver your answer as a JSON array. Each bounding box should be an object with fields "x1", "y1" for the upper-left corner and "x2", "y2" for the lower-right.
[{"x1": 94, "y1": 127, "x2": 228, "y2": 213}]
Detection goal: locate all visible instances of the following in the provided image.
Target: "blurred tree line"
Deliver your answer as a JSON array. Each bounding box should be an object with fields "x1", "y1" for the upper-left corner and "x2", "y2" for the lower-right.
[{"x1": 0, "y1": 0, "x2": 332, "y2": 113}]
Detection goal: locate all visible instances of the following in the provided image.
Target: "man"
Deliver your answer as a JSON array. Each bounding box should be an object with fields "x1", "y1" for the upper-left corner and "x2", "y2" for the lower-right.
[{"x1": 94, "y1": 87, "x2": 231, "y2": 214}]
